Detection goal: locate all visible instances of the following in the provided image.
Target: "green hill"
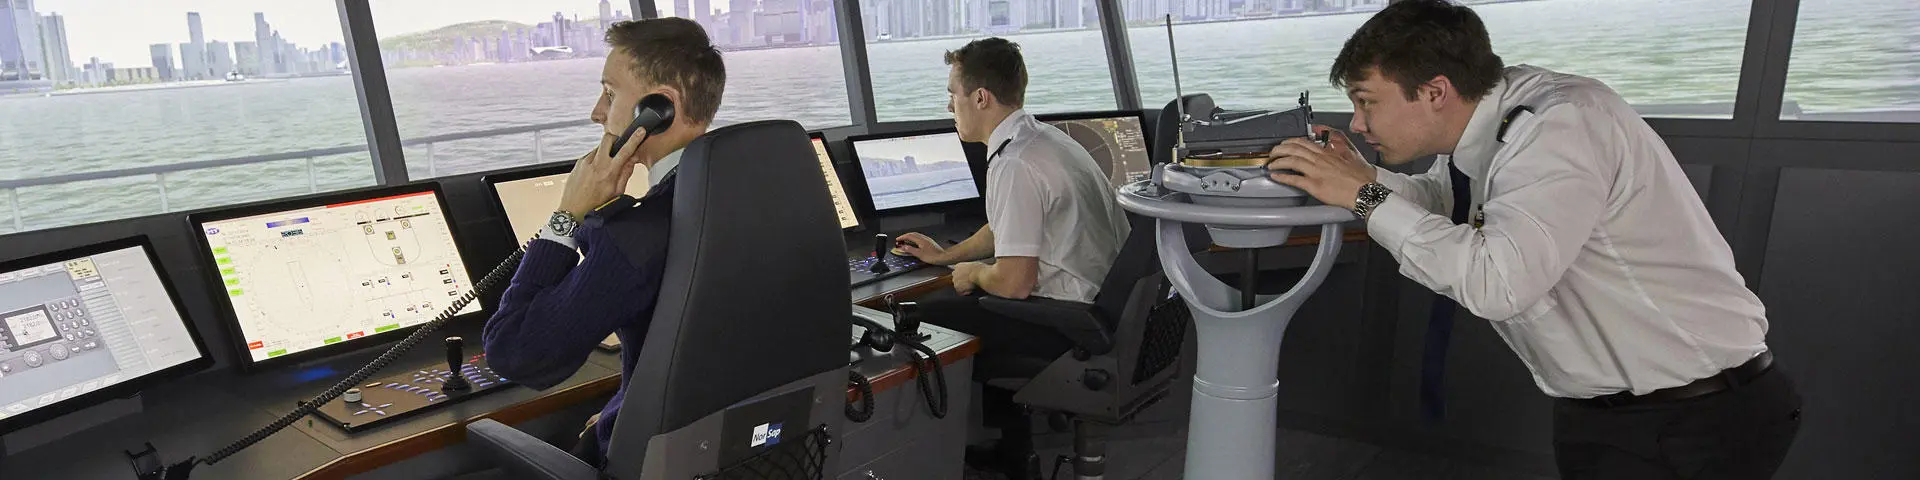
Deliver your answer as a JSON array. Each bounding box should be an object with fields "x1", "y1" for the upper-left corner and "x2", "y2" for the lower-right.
[{"x1": 380, "y1": 20, "x2": 533, "y2": 53}]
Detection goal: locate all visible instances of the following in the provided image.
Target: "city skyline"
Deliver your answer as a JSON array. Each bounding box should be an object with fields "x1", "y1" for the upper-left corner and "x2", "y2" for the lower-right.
[{"x1": 10, "y1": 0, "x2": 1421, "y2": 88}]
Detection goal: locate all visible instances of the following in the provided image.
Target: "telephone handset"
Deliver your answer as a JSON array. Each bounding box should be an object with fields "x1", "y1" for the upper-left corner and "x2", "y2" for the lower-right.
[
  {"x1": 845, "y1": 302, "x2": 948, "y2": 421},
  {"x1": 135, "y1": 95, "x2": 681, "y2": 480},
  {"x1": 608, "y1": 93, "x2": 676, "y2": 158}
]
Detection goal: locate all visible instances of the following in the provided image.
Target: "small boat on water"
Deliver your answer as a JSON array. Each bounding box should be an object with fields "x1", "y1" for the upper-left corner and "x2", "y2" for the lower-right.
[{"x1": 226, "y1": 72, "x2": 246, "y2": 82}]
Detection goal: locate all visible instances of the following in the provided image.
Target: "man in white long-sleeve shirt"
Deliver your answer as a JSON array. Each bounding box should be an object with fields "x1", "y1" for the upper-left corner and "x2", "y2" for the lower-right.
[{"x1": 1263, "y1": 1, "x2": 1802, "y2": 478}]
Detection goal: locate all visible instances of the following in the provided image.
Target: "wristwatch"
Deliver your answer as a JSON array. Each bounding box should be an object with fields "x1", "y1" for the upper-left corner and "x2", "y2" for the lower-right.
[
  {"x1": 1352, "y1": 182, "x2": 1392, "y2": 220},
  {"x1": 547, "y1": 211, "x2": 581, "y2": 238}
]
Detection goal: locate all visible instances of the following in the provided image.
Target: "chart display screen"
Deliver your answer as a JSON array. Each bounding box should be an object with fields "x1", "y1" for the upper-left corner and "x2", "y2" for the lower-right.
[
  {"x1": 491, "y1": 170, "x2": 650, "y2": 244},
  {"x1": 197, "y1": 190, "x2": 479, "y2": 363},
  {"x1": 0, "y1": 242, "x2": 202, "y2": 425},
  {"x1": 851, "y1": 131, "x2": 978, "y2": 212},
  {"x1": 1043, "y1": 116, "x2": 1152, "y2": 187}
]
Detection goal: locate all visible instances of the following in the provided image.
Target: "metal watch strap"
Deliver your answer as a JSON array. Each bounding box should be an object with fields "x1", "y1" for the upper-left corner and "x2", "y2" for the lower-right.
[{"x1": 1352, "y1": 182, "x2": 1391, "y2": 219}]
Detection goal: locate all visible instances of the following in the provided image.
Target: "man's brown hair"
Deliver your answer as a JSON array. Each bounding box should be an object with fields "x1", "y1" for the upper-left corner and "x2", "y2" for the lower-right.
[
  {"x1": 1330, "y1": 0, "x2": 1505, "y2": 102},
  {"x1": 943, "y1": 37, "x2": 1027, "y2": 107},
  {"x1": 604, "y1": 17, "x2": 726, "y2": 123}
]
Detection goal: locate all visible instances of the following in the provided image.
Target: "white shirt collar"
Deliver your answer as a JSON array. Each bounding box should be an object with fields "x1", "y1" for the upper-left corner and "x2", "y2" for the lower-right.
[
  {"x1": 647, "y1": 148, "x2": 682, "y2": 186},
  {"x1": 1447, "y1": 76, "x2": 1512, "y2": 178},
  {"x1": 986, "y1": 108, "x2": 1031, "y2": 157}
]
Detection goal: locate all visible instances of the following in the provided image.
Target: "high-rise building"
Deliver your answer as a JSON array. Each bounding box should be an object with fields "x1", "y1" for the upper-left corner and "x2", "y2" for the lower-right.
[
  {"x1": 600, "y1": 0, "x2": 614, "y2": 31},
  {"x1": 208, "y1": 40, "x2": 233, "y2": 77},
  {"x1": 37, "y1": 11, "x2": 69, "y2": 85},
  {"x1": 805, "y1": 0, "x2": 835, "y2": 44},
  {"x1": 1054, "y1": 0, "x2": 1084, "y2": 28},
  {"x1": 2, "y1": 0, "x2": 49, "y2": 90},
  {"x1": 254, "y1": 13, "x2": 279, "y2": 75},
  {"x1": 551, "y1": 12, "x2": 569, "y2": 48},
  {"x1": 756, "y1": 0, "x2": 803, "y2": 44},
  {"x1": 184, "y1": 12, "x2": 207, "y2": 79},
  {"x1": 728, "y1": 0, "x2": 757, "y2": 45},
  {"x1": 859, "y1": 0, "x2": 879, "y2": 40},
  {"x1": 694, "y1": 0, "x2": 712, "y2": 35},
  {"x1": 330, "y1": 42, "x2": 345, "y2": 66},
  {"x1": 80, "y1": 56, "x2": 106, "y2": 86},
  {"x1": 279, "y1": 39, "x2": 300, "y2": 74},
  {"x1": 926, "y1": 0, "x2": 952, "y2": 36},
  {"x1": 272, "y1": 30, "x2": 288, "y2": 73},
  {"x1": 235, "y1": 41, "x2": 258, "y2": 75},
  {"x1": 149, "y1": 43, "x2": 176, "y2": 80}
]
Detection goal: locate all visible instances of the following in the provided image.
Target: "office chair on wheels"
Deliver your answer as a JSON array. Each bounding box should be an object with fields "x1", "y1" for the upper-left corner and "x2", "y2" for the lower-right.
[
  {"x1": 464, "y1": 120, "x2": 851, "y2": 479},
  {"x1": 970, "y1": 213, "x2": 1191, "y2": 480}
]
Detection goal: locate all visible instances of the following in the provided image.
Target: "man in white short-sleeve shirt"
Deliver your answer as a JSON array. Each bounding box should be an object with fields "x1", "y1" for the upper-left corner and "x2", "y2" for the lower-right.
[{"x1": 892, "y1": 37, "x2": 1129, "y2": 478}]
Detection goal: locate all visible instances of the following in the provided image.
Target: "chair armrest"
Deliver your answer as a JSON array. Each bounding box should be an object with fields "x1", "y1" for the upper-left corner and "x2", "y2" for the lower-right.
[
  {"x1": 465, "y1": 419, "x2": 601, "y2": 480},
  {"x1": 976, "y1": 296, "x2": 1114, "y2": 355}
]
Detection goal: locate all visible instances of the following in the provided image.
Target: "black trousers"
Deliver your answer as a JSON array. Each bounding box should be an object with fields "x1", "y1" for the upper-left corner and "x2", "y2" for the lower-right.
[
  {"x1": 911, "y1": 291, "x2": 1076, "y2": 453},
  {"x1": 1552, "y1": 365, "x2": 1803, "y2": 479}
]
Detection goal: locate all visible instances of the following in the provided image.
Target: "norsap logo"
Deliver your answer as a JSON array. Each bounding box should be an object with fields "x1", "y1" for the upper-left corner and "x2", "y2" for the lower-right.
[{"x1": 750, "y1": 422, "x2": 784, "y2": 448}]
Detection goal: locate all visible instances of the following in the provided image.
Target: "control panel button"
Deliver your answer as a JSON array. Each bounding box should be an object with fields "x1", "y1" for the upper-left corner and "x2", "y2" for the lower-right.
[
  {"x1": 49, "y1": 344, "x2": 69, "y2": 360},
  {"x1": 23, "y1": 351, "x2": 43, "y2": 367},
  {"x1": 83, "y1": 341, "x2": 98, "y2": 350}
]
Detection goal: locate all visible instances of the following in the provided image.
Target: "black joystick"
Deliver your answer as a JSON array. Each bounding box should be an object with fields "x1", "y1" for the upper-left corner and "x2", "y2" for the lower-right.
[
  {"x1": 870, "y1": 234, "x2": 891, "y2": 273},
  {"x1": 442, "y1": 336, "x2": 471, "y2": 391}
]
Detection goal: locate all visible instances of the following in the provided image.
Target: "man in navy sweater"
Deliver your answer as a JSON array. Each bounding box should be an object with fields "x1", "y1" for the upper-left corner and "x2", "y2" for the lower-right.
[{"x1": 482, "y1": 17, "x2": 725, "y2": 468}]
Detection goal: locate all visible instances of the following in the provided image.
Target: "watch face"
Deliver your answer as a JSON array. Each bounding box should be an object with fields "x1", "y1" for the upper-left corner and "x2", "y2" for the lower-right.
[{"x1": 549, "y1": 212, "x2": 577, "y2": 235}]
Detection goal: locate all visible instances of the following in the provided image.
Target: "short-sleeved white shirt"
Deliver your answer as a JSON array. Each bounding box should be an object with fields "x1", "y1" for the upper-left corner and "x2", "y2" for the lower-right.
[{"x1": 984, "y1": 109, "x2": 1131, "y2": 303}]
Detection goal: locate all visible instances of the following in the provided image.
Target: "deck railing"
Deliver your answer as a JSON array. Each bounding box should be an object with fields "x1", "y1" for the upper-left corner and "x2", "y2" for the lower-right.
[{"x1": 0, "y1": 119, "x2": 596, "y2": 232}]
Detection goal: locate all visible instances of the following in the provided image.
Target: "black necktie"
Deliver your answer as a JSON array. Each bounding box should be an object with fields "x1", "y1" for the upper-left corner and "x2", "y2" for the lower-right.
[{"x1": 1420, "y1": 160, "x2": 1472, "y2": 423}]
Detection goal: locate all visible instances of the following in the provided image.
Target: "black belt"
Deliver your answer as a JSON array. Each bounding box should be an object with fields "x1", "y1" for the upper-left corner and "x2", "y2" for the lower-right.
[{"x1": 1571, "y1": 351, "x2": 1773, "y2": 409}]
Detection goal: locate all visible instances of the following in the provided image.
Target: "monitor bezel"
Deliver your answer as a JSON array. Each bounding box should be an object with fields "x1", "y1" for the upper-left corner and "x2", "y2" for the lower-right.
[
  {"x1": 479, "y1": 161, "x2": 577, "y2": 247},
  {"x1": 184, "y1": 182, "x2": 482, "y2": 373},
  {"x1": 0, "y1": 235, "x2": 215, "y2": 434},
  {"x1": 808, "y1": 131, "x2": 864, "y2": 232},
  {"x1": 844, "y1": 127, "x2": 984, "y2": 217}
]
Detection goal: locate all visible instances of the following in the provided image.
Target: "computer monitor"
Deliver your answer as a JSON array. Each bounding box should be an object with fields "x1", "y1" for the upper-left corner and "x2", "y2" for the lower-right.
[
  {"x1": 484, "y1": 164, "x2": 652, "y2": 245},
  {"x1": 188, "y1": 184, "x2": 481, "y2": 370},
  {"x1": 0, "y1": 236, "x2": 211, "y2": 433},
  {"x1": 847, "y1": 129, "x2": 980, "y2": 213},
  {"x1": 1040, "y1": 111, "x2": 1153, "y2": 188},
  {"x1": 486, "y1": 133, "x2": 861, "y2": 241},
  {"x1": 809, "y1": 132, "x2": 862, "y2": 230}
]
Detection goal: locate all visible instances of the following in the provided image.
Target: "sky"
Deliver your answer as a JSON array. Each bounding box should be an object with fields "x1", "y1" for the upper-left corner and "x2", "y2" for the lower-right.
[{"x1": 32, "y1": 0, "x2": 663, "y2": 68}]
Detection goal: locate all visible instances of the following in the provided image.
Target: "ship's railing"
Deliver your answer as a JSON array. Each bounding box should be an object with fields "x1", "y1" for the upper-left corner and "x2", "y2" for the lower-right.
[{"x1": 0, "y1": 119, "x2": 596, "y2": 232}]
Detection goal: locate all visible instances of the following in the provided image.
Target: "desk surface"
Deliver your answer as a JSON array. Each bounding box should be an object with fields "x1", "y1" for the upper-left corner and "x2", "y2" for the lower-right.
[{"x1": 0, "y1": 227, "x2": 1359, "y2": 480}]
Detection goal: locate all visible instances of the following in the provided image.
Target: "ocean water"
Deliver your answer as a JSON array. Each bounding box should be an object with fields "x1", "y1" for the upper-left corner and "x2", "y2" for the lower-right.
[{"x1": 1, "y1": 0, "x2": 1912, "y2": 234}]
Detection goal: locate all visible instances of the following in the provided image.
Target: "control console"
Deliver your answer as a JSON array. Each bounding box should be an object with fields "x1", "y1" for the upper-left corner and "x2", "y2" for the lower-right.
[
  {"x1": 849, "y1": 233, "x2": 928, "y2": 287},
  {"x1": 312, "y1": 336, "x2": 511, "y2": 432}
]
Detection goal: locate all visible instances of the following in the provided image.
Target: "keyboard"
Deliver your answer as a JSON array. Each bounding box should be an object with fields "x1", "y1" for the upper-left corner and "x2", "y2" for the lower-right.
[{"x1": 849, "y1": 254, "x2": 927, "y2": 287}]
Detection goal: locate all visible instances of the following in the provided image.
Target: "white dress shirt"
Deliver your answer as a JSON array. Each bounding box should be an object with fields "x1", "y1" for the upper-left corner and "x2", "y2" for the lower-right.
[
  {"x1": 1367, "y1": 65, "x2": 1769, "y2": 399},
  {"x1": 985, "y1": 109, "x2": 1132, "y2": 303}
]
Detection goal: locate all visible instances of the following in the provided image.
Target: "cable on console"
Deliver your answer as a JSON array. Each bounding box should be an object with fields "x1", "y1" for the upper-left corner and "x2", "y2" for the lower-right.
[
  {"x1": 141, "y1": 245, "x2": 527, "y2": 479},
  {"x1": 846, "y1": 371, "x2": 875, "y2": 423},
  {"x1": 902, "y1": 336, "x2": 948, "y2": 419}
]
